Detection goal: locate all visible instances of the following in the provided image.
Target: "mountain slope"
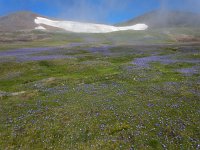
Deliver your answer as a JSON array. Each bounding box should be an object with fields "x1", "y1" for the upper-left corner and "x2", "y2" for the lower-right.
[
  {"x1": 0, "y1": 12, "x2": 38, "y2": 31},
  {"x1": 117, "y1": 10, "x2": 200, "y2": 28},
  {"x1": 0, "y1": 12, "x2": 148, "y2": 33}
]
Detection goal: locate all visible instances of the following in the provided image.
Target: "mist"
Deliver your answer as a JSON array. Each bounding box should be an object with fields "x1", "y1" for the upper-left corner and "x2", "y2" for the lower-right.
[
  {"x1": 51, "y1": 0, "x2": 200, "y2": 25},
  {"x1": 159, "y1": 0, "x2": 200, "y2": 12},
  {"x1": 52, "y1": 0, "x2": 133, "y2": 23},
  {"x1": 155, "y1": 0, "x2": 200, "y2": 28},
  {"x1": 1, "y1": 0, "x2": 200, "y2": 25}
]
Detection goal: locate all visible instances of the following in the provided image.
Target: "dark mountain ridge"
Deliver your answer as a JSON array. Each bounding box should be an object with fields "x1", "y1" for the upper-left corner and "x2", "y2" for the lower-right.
[{"x1": 0, "y1": 11, "x2": 39, "y2": 31}]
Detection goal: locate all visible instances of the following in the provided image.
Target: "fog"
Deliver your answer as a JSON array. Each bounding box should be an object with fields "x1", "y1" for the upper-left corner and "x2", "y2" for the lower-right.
[
  {"x1": 159, "y1": 0, "x2": 200, "y2": 12},
  {"x1": 55, "y1": 0, "x2": 132, "y2": 23},
  {"x1": 53, "y1": 0, "x2": 200, "y2": 24},
  {"x1": 1, "y1": 0, "x2": 200, "y2": 24},
  {"x1": 152, "y1": 0, "x2": 200, "y2": 28}
]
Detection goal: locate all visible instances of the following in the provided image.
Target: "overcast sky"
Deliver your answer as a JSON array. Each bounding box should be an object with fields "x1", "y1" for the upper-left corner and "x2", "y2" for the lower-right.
[{"x1": 0, "y1": 0, "x2": 199, "y2": 24}]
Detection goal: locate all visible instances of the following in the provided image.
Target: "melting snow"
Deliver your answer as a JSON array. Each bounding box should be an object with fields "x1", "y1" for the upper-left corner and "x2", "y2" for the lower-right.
[
  {"x1": 35, "y1": 25, "x2": 46, "y2": 30},
  {"x1": 34, "y1": 17, "x2": 148, "y2": 33}
]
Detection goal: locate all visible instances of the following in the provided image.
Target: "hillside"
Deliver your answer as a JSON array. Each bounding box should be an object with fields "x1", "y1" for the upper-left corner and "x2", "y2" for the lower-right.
[
  {"x1": 117, "y1": 10, "x2": 200, "y2": 28},
  {"x1": 0, "y1": 11, "x2": 38, "y2": 31},
  {"x1": 0, "y1": 12, "x2": 148, "y2": 33},
  {"x1": 0, "y1": 10, "x2": 199, "y2": 43}
]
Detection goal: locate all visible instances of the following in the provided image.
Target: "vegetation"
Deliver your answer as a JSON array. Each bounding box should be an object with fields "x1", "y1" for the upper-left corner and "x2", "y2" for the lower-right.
[
  {"x1": 1, "y1": 27, "x2": 200, "y2": 51},
  {"x1": 0, "y1": 31, "x2": 199, "y2": 149}
]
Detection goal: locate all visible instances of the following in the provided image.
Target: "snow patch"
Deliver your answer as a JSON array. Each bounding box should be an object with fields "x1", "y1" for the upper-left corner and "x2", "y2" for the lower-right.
[
  {"x1": 34, "y1": 17, "x2": 148, "y2": 33},
  {"x1": 117, "y1": 24, "x2": 148, "y2": 31},
  {"x1": 35, "y1": 25, "x2": 46, "y2": 30}
]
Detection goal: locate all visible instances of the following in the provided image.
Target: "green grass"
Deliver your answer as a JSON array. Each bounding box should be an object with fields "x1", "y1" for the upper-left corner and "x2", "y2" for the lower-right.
[
  {"x1": 0, "y1": 31, "x2": 83, "y2": 51},
  {"x1": 0, "y1": 39, "x2": 199, "y2": 149}
]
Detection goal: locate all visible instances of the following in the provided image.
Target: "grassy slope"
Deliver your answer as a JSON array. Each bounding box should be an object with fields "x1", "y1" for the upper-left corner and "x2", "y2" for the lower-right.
[
  {"x1": 1, "y1": 27, "x2": 200, "y2": 51},
  {"x1": 0, "y1": 41, "x2": 199, "y2": 149},
  {"x1": 0, "y1": 31, "x2": 83, "y2": 51}
]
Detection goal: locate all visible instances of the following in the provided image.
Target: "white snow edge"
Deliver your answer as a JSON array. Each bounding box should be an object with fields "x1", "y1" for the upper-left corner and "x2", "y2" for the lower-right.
[
  {"x1": 34, "y1": 17, "x2": 148, "y2": 33},
  {"x1": 35, "y1": 25, "x2": 46, "y2": 30}
]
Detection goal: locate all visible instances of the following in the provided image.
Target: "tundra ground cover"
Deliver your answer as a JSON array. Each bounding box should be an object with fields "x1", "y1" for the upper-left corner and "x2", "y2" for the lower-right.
[{"x1": 0, "y1": 41, "x2": 199, "y2": 149}]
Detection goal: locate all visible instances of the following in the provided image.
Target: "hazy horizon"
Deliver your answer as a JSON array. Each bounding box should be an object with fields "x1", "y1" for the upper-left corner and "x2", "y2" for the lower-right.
[{"x1": 0, "y1": 0, "x2": 200, "y2": 24}]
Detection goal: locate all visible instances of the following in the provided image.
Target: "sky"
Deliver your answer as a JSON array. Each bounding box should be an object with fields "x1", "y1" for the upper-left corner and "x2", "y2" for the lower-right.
[{"x1": 0, "y1": 0, "x2": 199, "y2": 24}]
